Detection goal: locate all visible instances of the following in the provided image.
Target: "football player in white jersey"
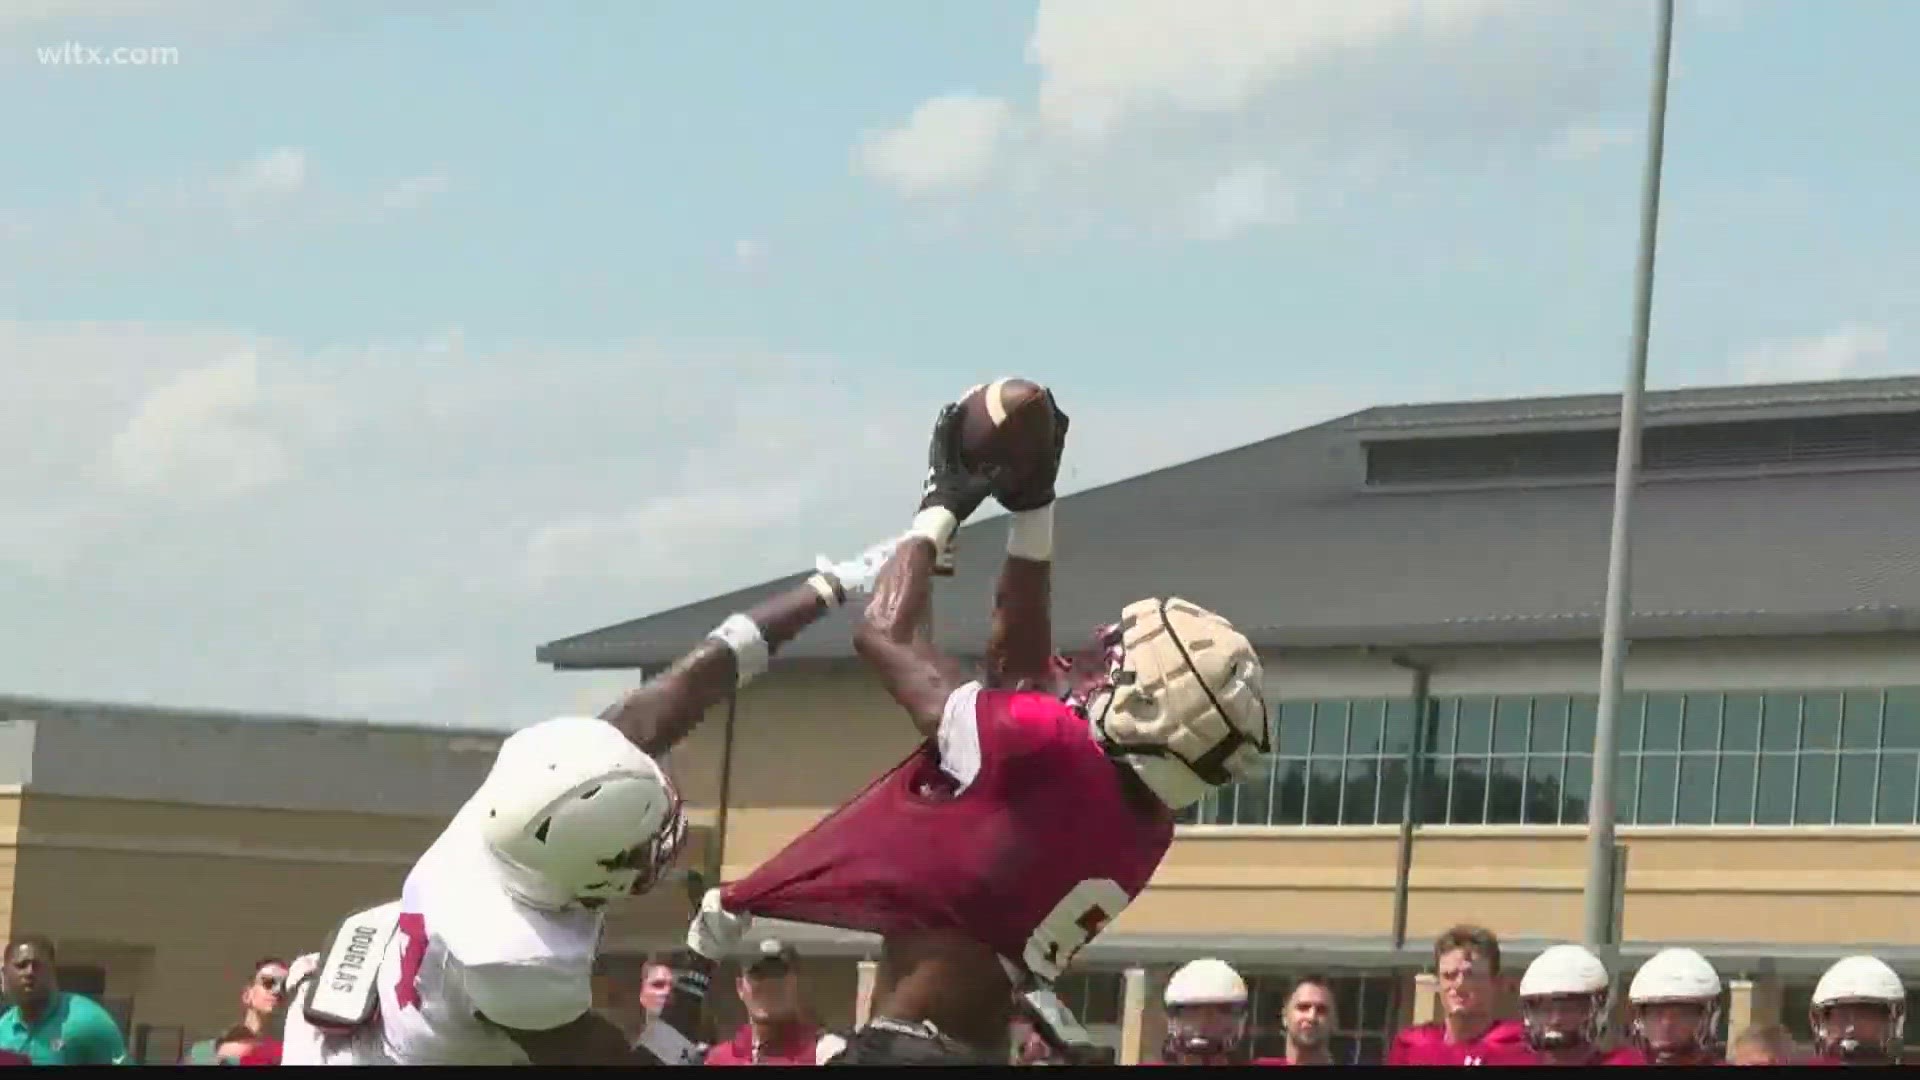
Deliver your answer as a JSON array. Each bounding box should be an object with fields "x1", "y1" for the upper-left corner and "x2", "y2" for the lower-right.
[{"x1": 282, "y1": 534, "x2": 903, "y2": 1067}]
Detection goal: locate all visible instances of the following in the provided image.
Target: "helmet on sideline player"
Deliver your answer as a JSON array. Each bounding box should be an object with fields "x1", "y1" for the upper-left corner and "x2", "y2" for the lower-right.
[
  {"x1": 1518, "y1": 944, "x2": 1610, "y2": 1054},
  {"x1": 469, "y1": 716, "x2": 686, "y2": 911},
  {"x1": 1058, "y1": 597, "x2": 1270, "y2": 810},
  {"x1": 1628, "y1": 947, "x2": 1722, "y2": 1062},
  {"x1": 1162, "y1": 958, "x2": 1250, "y2": 1061},
  {"x1": 1811, "y1": 954, "x2": 1906, "y2": 1064}
]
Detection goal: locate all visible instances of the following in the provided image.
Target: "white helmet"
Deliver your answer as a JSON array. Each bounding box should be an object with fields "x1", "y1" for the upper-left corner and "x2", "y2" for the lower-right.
[
  {"x1": 1163, "y1": 958, "x2": 1249, "y2": 1060},
  {"x1": 1070, "y1": 598, "x2": 1270, "y2": 810},
  {"x1": 1812, "y1": 955, "x2": 1906, "y2": 1063},
  {"x1": 1518, "y1": 945, "x2": 1610, "y2": 1052},
  {"x1": 470, "y1": 716, "x2": 686, "y2": 911},
  {"x1": 1629, "y1": 948, "x2": 1721, "y2": 1061}
]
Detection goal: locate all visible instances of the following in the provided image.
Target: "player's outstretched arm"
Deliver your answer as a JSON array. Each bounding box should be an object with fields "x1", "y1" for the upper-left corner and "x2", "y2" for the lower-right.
[
  {"x1": 855, "y1": 403, "x2": 993, "y2": 737},
  {"x1": 600, "y1": 536, "x2": 904, "y2": 758},
  {"x1": 983, "y1": 392, "x2": 1067, "y2": 688}
]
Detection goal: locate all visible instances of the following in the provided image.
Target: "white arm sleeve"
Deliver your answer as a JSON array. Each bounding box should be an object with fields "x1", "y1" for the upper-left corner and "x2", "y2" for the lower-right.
[
  {"x1": 936, "y1": 681, "x2": 985, "y2": 792},
  {"x1": 464, "y1": 961, "x2": 593, "y2": 1033}
]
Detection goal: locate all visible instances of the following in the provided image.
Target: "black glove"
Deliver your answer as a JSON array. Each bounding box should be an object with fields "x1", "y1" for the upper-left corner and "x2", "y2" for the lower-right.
[
  {"x1": 919, "y1": 402, "x2": 992, "y2": 522},
  {"x1": 992, "y1": 390, "x2": 1070, "y2": 513}
]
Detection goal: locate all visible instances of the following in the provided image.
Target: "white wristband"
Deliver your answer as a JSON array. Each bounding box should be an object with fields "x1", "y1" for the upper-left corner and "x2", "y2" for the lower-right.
[
  {"x1": 1006, "y1": 504, "x2": 1054, "y2": 562},
  {"x1": 909, "y1": 507, "x2": 959, "y2": 551},
  {"x1": 708, "y1": 613, "x2": 769, "y2": 687},
  {"x1": 805, "y1": 572, "x2": 843, "y2": 608}
]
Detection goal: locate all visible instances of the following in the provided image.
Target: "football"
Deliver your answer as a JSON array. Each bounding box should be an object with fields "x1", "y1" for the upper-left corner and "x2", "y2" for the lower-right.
[{"x1": 955, "y1": 377, "x2": 1057, "y2": 496}]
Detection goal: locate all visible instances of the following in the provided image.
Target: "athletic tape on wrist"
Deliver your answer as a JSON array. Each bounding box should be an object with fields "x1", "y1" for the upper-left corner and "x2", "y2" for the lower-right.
[
  {"x1": 805, "y1": 572, "x2": 843, "y2": 607},
  {"x1": 910, "y1": 507, "x2": 958, "y2": 551},
  {"x1": 708, "y1": 613, "x2": 769, "y2": 687},
  {"x1": 1006, "y1": 504, "x2": 1054, "y2": 561}
]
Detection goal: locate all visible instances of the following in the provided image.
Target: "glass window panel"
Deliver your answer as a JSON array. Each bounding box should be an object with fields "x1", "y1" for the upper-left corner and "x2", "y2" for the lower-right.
[
  {"x1": 1637, "y1": 754, "x2": 1678, "y2": 826},
  {"x1": 1347, "y1": 699, "x2": 1386, "y2": 756},
  {"x1": 1842, "y1": 691, "x2": 1883, "y2": 751},
  {"x1": 1306, "y1": 760, "x2": 1345, "y2": 825},
  {"x1": 1794, "y1": 753, "x2": 1837, "y2": 825},
  {"x1": 1382, "y1": 699, "x2": 1417, "y2": 755},
  {"x1": 1274, "y1": 759, "x2": 1308, "y2": 826},
  {"x1": 1680, "y1": 693, "x2": 1721, "y2": 752},
  {"x1": 1713, "y1": 754, "x2": 1756, "y2": 825},
  {"x1": 1877, "y1": 754, "x2": 1919, "y2": 825},
  {"x1": 1376, "y1": 757, "x2": 1408, "y2": 826},
  {"x1": 1801, "y1": 693, "x2": 1843, "y2": 751},
  {"x1": 1618, "y1": 693, "x2": 1646, "y2": 752},
  {"x1": 1416, "y1": 759, "x2": 1452, "y2": 825},
  {"x1": 1332, "y1": 978, "x2": 1361, "y2": 1024},
  {"x1": 1492, "y1": 698, "x2": 1530, "y2": 754},
  {"x1": 1568, "y1": 697, "x2": 1598, "y2": 754},
  {"x1": 1835, "y1": 753, "x2": 1876, "y2": 825},
  {"x1": 1529, "y1": 697, "x2": 1570, "y2": 754},
  {"x1": 1485, "y1": 755, "x2": 1527, "y2": 824},
  {"x1": 1312, "y1": 701, "x2": 1348, "y2": 755},
  {"x1": 1722, "y1": 694, "x2": 1763, "y2": 752},
  {"x1": 1614, "y1": 755, "x2": 1639, "y2": 826},
  {"x1": 1760, "y1": 693, "x2": 1802, "y2": 751},
  {"x1": 1454, "y1": 698, "x2": 1493, "y2": 755},
  {"x1": 1523, "y1": 756, "x2": 1566, "y2": 825},
  {"x1": 1277, "y1": 702, "x2": 1314, "y2": 756},
  {"x1": 1560, "y1": 754, "x2": 1593, "y2": 825},
  {"x1": 1430, "y1": 698, "x2": 1458, "y2": 754},
  {"x1": 1676, "y1": 756, "x2": 1716, "y2": 824},
  {"x1": 1449, "y1": 759, "x2": 1488, "y2": 825},
  {"x1": 1235, "y1": 757, "x2": 1275, "y2": 825},
  {"x1": 1642, "y1": 694, "x2": 1683, "y2": 752},
  {"x1": 1342, "y1": 758, "x2": 1380, "y2": 826},
  {"x1": 1359, "y1": 979, "x2": 1392, "y2": 1032},
  {"x1": 1884, "y1": 690, "x2": 1920, "y2": 751},
  {"x1": 1755, "y1": 754, "x2": 1796, "y2": 824}
]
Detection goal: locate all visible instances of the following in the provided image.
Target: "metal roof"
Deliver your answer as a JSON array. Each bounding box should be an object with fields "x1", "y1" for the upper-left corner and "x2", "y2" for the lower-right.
[{"x1": 538, "y1": 376, "x2": 1920, "y2": 670}]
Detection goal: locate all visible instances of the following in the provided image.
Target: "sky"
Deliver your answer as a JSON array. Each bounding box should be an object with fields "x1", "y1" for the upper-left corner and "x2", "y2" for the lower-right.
[{"x1": 3, "y1": 0, "x2": 1918, "y2": 730}]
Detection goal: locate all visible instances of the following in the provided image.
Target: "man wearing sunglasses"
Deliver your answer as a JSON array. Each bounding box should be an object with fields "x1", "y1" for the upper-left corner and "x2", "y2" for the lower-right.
[
  {"x1": 183, "y1": 958, "x2": 290, "y2": 1065},
  {"x1": 703, "y1": 940, "x2": 843, "y2": 1066}
]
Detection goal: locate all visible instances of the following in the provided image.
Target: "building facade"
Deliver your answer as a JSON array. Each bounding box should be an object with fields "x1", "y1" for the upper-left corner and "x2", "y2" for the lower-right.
[{"x1": 541, "y1": 376, "x2": 1920, "y2": 1063}]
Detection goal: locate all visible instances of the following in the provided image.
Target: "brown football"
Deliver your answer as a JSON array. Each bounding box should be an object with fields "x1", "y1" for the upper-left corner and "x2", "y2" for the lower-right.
[{"x1": 955, "y1": 377, "x2": 1057, "y2": 494}]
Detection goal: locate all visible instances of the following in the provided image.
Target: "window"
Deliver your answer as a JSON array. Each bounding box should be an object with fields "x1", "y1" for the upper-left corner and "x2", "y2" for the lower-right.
[
  {"x1": 1055, "y1": 971, "x2": 1125, "y2": 1057},
  {"x1": 1184, "y1": 686, "x2": 1920, "y2": 828},
  {"x1": 1242, "y1": 973, "x2": 1398, "y2": 1065}
]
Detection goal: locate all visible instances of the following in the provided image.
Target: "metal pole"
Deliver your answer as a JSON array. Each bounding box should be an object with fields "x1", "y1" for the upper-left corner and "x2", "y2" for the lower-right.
[
  {"x1": 1389, "y1": 660, "x2": 1433, "y2": 952},
  {"x1": 709, "y1": 690, "x2": 739, "y2": 887},
  {"x1": 1584, "y1": 0, "x2": 1675, "y2": 950}
]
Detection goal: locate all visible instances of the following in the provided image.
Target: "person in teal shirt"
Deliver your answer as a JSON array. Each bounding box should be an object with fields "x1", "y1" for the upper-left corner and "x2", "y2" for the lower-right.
[{"x1": 0, "y1": 936, "x2": 130, "y2": 1065}]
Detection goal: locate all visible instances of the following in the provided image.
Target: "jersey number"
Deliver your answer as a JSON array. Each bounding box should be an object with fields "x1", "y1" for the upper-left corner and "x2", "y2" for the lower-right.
[
  {"x1": 1022, "y1": 878, "x2": 1131, "y2": 982},
  {"x1": 393, "y1": 912, "x2": 429, "y2": 1011}
]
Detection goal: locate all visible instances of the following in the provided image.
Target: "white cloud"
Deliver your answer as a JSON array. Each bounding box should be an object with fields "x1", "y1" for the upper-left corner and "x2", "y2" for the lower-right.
[
  {"x1": 731, "y1": 237, "x2": 768, "y2": 271},
  {"x1": 1728, "y1": 326, "x2": 1899, "y2": 385},
  {"x1": 857, "y1": 0, "x2": 1671, "y2": 237},
  {"x1": 1185, "y1": 164, "x2": 1295, "y2": 238},
  {"x1": 1545, "y1": 122, "x2": 1636, "y2": 162},
  {"x1": 382, "y1": 174, "x2": 450, "y2": 211},
  {"x1": 0, "y1": 319, "x2": 1417, "y2": 728}
]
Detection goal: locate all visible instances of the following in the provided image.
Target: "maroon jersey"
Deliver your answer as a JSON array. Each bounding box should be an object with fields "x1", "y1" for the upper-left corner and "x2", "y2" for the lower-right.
[
  {"x1": 1387, "y1": 1019, "x2": 1533, "y2": 1065},
  {"x1": 720, "y1": 682, "x2": 1174, "y2": 981}
]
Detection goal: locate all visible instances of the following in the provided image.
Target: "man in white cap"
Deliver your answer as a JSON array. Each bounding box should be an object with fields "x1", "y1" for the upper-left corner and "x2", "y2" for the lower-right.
[{"x1": 702, "y1": 939, "x2": 844, "y2": 1066}]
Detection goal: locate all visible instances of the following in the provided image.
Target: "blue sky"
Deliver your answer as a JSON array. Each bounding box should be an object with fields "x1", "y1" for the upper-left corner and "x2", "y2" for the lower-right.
[{"x1": 2, "y1": 0, "x2": 1916, "y2": 728}]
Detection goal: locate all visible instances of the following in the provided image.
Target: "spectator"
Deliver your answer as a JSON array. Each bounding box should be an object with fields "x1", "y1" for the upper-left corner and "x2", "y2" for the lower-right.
[
  {"x1": 0, "y1": 936, "x2": 129, "y2": 1065},
  {"x1": 704, "y1": 939, "x2": 842, "y2": 1066},
  {"x1": 183, "y1": 957, "x2": 289, "y2": 1065},
  {"x1": 1727, "y1": 1023, "x2": 1796, "y2": 1066},
  {"x1": 1008, "y1": 1007, "x2": 1055, "y2": 1065},
  {"x1": 1386, "y1": 925, "x2": 1530, "y2": 1065},
  {"x1": 1251, "y1": 976, "x2": 1337, "y2": 1066},
  {"x1": 637, "y1": 957, "x2": 675, "y2": 1020}
]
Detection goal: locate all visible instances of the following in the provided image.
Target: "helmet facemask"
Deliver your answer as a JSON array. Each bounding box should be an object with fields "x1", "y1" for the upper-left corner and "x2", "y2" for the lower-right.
[{"x1": 1813, "y1": 999, "x2": 1905, "y2": 1064}]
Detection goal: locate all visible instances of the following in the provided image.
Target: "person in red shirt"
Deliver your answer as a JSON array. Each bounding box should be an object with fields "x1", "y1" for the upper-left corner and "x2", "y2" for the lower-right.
[
  {"x1": 683, "y1": 399, "x2": 1272, "y2": 1067},
  {"x1": 1606, "y1": 947, "x2": 1725, "y2": 1066},
  {"x1": 702, "y1": 940, "x2": 843, "y2": 1066},
  {"x1": 1387, "y1": 925, "x2": 1531, "y2": 1065},
  {"x1": 1250, "y1": 976, "x2": 1337, "y2": 1067},
  {"x1": 1806, "y1": 955, "x2": 1905, "y2": 1067},
  {"x1": 1517, "y1": 944, "x2": 1613, "y2": 1066}
]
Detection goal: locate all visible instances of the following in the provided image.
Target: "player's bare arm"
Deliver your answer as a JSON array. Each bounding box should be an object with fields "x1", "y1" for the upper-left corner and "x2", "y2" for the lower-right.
[
  {"x1": 982, "y1": 391, "x2": 1068, "y2": 689},
  {"x1": 600, "y1": 537, "x2": 904, "y2": 757},
  {"x1": 855, "y1": 403, "x2": 994, "y2": 736}
]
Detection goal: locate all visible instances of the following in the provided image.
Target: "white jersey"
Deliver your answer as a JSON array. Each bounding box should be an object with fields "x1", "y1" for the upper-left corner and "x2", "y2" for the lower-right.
[{"x1": 285, "y1": 811, "x2": 603, "y2": 1065}]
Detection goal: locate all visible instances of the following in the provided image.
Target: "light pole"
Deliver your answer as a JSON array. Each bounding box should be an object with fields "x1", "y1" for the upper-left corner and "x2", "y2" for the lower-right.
[{"x1": 1583, "y1": 0, "x2": 1676, "y2": 953}]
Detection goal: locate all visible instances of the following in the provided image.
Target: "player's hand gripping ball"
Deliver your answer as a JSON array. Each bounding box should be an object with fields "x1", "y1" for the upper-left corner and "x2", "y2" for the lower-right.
[{"x1": 954, "y1": 378, "x2": 1069, "y2": 512}]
